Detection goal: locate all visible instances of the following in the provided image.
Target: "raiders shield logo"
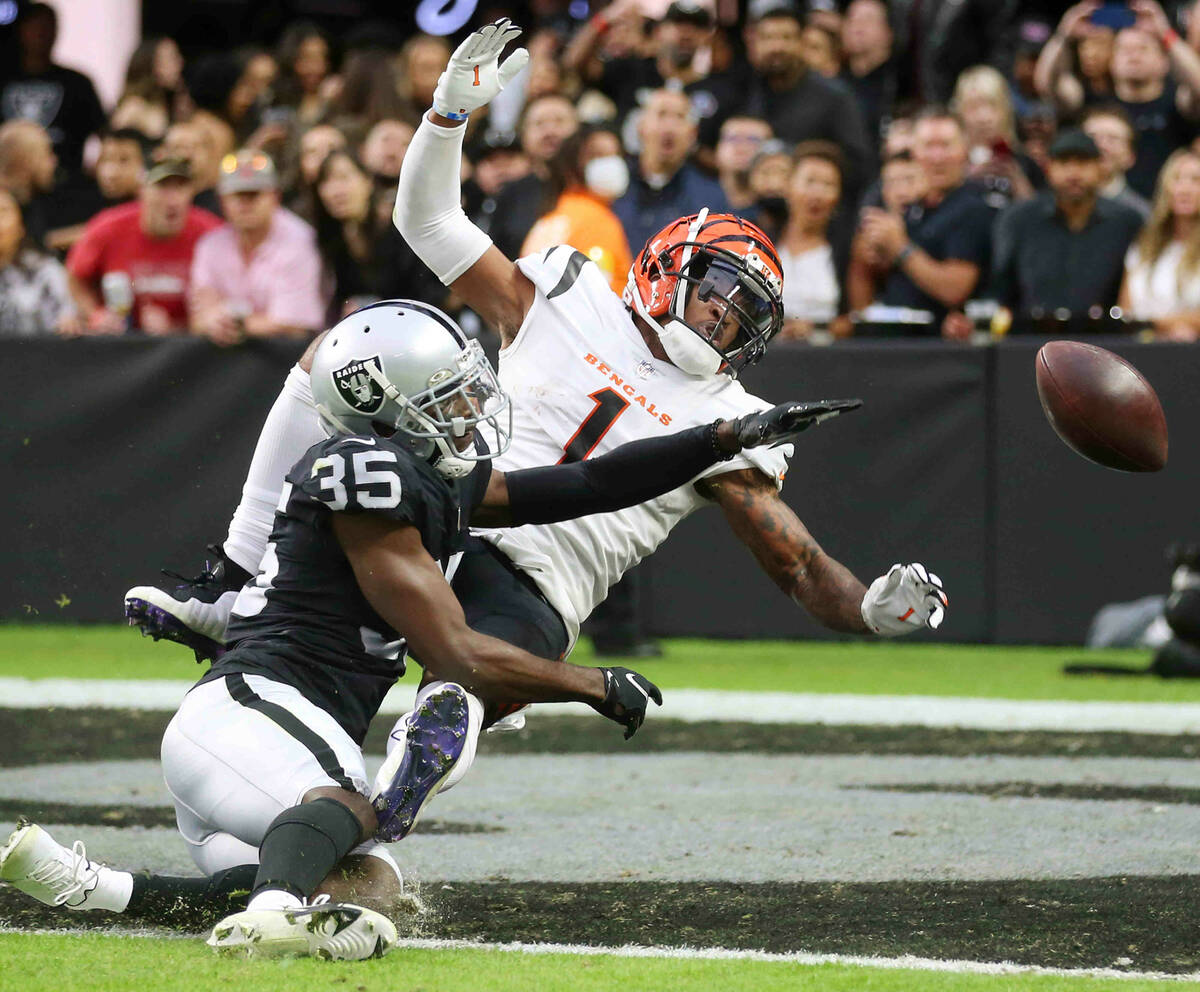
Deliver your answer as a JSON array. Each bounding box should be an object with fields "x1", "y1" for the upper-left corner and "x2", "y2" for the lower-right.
[{"x1": 333, "y1": 356, "x2": 385, "y2": 414}]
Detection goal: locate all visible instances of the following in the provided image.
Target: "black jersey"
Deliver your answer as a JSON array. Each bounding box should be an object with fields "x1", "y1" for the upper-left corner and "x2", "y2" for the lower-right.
[{"x1": 201, "y1": 434, "x2": 491, "y2": 744}]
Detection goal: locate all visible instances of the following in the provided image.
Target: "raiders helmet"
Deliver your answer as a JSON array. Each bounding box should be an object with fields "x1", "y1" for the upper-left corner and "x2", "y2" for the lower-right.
[{"x1": 310, "y1": 299, "x2": 511, "y2": 479}]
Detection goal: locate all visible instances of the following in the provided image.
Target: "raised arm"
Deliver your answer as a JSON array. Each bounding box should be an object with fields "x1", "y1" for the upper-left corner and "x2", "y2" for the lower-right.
[
  {"x1": 393, "y1": 20, "x2": 536, "y2": 345},
  {"x1": 1033, "y1": 1, "x2": 1098, "y2": 113},
  {"x1": 697, "y1": 468, "x2": 947, "y2": 636},
  {"x1": 333, "y1": 513, "x2": 659, "y2": 737}
]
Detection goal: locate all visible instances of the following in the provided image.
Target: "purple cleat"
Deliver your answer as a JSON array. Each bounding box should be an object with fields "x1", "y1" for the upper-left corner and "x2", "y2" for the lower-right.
[
  {"x1": 124, "y1": 544, "x2": 249, "y2": 662},
  {"x1": 370, "y1": 683, "x2": 470, "y2": 842}
]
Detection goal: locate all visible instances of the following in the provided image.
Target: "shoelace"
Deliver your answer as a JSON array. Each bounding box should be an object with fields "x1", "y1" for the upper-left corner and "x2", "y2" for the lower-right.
[
  {"x1": 28, "y1": 840, "x2": 99, "y2": 907},
  {"x1": 161, "y1": 545, "x2": 228, "y2": 594}
]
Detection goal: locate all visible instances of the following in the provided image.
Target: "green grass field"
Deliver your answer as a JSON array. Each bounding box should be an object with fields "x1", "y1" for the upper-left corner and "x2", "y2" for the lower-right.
[
  {"x1": 5, "y1": 625, "x2": 1200, "y2": 990},
  {"x1": 1, "y1": 934, "x2": 1196, "y2": 992},
  {"x1": 2, "y1": 623, "x2": 1198, "y2": 703}
]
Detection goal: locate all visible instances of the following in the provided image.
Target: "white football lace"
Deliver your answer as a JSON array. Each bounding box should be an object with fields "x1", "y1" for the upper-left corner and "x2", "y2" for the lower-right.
[{"x1": 29, "y1": 840, "x2": 98, "y2": 906}]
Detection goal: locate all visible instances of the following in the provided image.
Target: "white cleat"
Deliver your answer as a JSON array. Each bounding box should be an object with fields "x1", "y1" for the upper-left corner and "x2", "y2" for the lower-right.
[
  {"x1": 0, "y1": 820, "x2": 102, "y2": 909},
  {"x1": 207, "y1": 898, "x2": 398, "y2": 960}
]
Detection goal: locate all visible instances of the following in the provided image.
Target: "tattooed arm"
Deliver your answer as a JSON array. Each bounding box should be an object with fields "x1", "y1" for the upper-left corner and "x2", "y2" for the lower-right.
[{"x1": 696, "y1": 468, "x2": 870, "y2": 634}]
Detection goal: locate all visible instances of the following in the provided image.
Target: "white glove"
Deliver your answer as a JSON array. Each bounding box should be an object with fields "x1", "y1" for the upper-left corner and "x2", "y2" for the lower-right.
[
  {"x1": 432, "y1": 18, "x2": 529, "y2": 121},
  {"x1": 860, "y1": 563, "x2": 948, "y2": 636}
]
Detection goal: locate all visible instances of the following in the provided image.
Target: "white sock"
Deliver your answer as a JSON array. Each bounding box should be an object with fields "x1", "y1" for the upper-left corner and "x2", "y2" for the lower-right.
[
  {"x1": 223, "y1": 365, "x2": 325, "y2": 574},
  {"x1": 246, "y1": 888, "x2": 304, "y2": 912},
  {"x1": 413, "y1": 680, "x2": 484, "y2": 795},
  {"x1": 79, "y1": 866, "x2": 133, "y2": 912}
]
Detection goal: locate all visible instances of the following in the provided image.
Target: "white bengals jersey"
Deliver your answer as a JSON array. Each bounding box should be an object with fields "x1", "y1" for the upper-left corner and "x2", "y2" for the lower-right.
[{"x1": 474, "y1": 244, "x2": 792, "y2": 652}]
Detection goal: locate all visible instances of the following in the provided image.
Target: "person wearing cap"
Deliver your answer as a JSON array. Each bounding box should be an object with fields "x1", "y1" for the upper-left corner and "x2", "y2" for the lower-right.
[
  {"x1": 742, "y1": 0, "x2": 873, "y2": 207},
  {"x1": 990, "y1": 128, "x2": 1143, "y2": 331},
  {"x1": 189, "y1": 150, "x2": 327, "y2": 346},
  {"x1": 563, "y1": 0, "x2": 739, "y2": 151},
  {"x1": 64, "y1": 158, "x2": 222, "y2": 334}
]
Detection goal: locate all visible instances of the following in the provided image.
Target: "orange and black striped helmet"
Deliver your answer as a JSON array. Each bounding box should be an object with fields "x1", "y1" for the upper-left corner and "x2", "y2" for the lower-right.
[{"x1": 622, "y1": 210, "x2": 785, "y2": 374}]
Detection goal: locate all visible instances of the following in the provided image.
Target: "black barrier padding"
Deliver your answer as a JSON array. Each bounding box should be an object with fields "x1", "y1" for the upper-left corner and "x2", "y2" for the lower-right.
[
  {"x1": 992, "y1": 339, "x2": 1200, "y2": 644},
  {"x1": 2, "y1": 337, "x2": 304, "y2": 624},
  {"x1": 645, "y1": 340, "x2": 991, "y2": 642},
  {"x1": 2, "y1": 335, "x2": 1196, "y2": 643}
]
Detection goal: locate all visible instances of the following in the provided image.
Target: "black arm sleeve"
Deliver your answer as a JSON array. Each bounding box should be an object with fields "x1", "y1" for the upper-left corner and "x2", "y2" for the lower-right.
[{"x1": 504, "y1": 424, "x2": 727, "y2": 526}]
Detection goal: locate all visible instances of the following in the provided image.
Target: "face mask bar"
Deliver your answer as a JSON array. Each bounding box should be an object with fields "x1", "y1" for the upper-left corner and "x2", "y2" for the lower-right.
[
  {"x1": 366, "y1": 339, "x2": 513, "y2": 464},
  {"x1": 665, "y1": 244, "x2": 783, "y2": 372}
]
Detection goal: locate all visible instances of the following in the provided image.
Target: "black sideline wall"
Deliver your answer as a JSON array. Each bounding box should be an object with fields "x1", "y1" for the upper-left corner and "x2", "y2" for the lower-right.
[{"x1": 2, "y1": 336, "x2": 1195, "y2": 643}]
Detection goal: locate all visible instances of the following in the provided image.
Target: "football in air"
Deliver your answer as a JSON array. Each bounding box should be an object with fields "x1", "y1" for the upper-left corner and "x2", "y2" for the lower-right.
[{"x1": 1034, "y1": 340, "x2": 1167, "y2": 473}]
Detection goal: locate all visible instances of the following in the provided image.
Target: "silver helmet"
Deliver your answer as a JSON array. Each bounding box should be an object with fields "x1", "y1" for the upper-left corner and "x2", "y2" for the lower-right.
[{"x1": 310, "y1": 299, "x2": 512, "y2": 479}]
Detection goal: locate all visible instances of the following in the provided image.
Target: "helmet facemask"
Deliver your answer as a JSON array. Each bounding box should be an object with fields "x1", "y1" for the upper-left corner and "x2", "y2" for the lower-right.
[{"x1": 366, "y1": 339, "x2": 512, "y2": 479}]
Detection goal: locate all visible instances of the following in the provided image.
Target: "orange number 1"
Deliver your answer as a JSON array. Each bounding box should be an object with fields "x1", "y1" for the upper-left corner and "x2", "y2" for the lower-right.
[{"x1": 473, "y1": 66, "x2": 481, "y2": 86}]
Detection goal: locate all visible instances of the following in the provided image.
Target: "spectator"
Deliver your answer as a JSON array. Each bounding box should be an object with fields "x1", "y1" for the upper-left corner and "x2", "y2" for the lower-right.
[
  {"x1": 848, "y1": 107, "x2": 992, "y2": 334},
  {"x1": 488, "y1": 92, "x2": 579, "y2": 261},
  {"x1": 839, "y1": 0, "x2": 897, "y2": 148},
  {"x1": 1108, "y1": 5, "x2": 1200, "y2": 199},
  {"x1": 95, "y1": 129, "x2": 150, "y2": 209},
  {"x1": 888, "y1": 0, "x2": 1020, "y2": 105},
  {"x1": 742, "y1": 0, "x2": 873, "y2": 204},
  {"x1": 65, "y1": 159, "x2": 221, "y2": 335},
  {"x1": 777, "y1": 142, "x2": 848, "y2": 338},
  {"x1": 1081, "y1": 104, "x2": 1153, "y2": 219},
  {"x1": 880, "y1": 149, "x2": 926, "y2": 214},
  {"x1": 1034, "y1": 2, "x2": 1116, "y2": 112},
  {"x1": 1120, "y1": 147, "x2": 1200, "y2": 340},
  {"x1": 715, "y1": 115, "x2": 772, "y2": 210},
  {"x1": 396, "y1": 34, "x2": 452, "y2": 128},
  {"x1": 0, "y1": 186, "x2": 73, "y2": 336},
  {"x1": 462, "y1": 131, "x2": 531, "y2": 236},
  {"x1": 273, "y1": 22, "x2": 335, "y2": 130},
  {"x1": 612, "y1": 87, "x2": 729, "y2": 255},
  {"x1": 745, "y1": 138, "x2": 794, "y2": 238},
  {"x1": 312, "y1": 148, "x2": 444, "y2": 318},
  {"x1": 0, "y1": 120, "x2": 56, "y2": 249},
  {"x1": 801, "y1": 20, "x2": 842, "y2": 80},
  {"x1": 327, "y1": 49, "x2": 406, "y2": 143},
  {"x1": 111, "y1": 37, "x2": 185, "y2": 142},
  {"x1": 0, "y1": 3, "x2": 106, "y2": 183},
  {"x1": 189, "y1": 150, "x2": 325, "y2": 346},
  {"x1": 565, "y1": 0, "x2": 739, "y2": 151},
  {"x1": 952, "y1": 65, "x2": 1040, "y2": 210},
  {"x1": 42, "y1": 128, "x2": 150, "y2": 255},
  {"x1": 991, "y1": 129, "x2": 1143, "y2": 330},
  {"x1": 521, "y1": 124, "x2": 633, "y2": 294},
  {"x1": 288, "y1": 123, "x2": 347, "y2": 221},
  {"x1": 359, "y1": 119, "x2": 413, "y2": 183},
  {"x1": 160, "y1": 121, "x2": 224, "y2": 217}
]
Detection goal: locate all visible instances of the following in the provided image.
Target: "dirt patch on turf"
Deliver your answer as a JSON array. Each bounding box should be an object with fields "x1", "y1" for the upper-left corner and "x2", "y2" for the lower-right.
[
  {"x1": 3, "y1": 877, "x2": 1197, "y2": 975},
  {"x1": 4, "y1": 709, "x2": 1200, "y2": 766},
  {"x1": 852, "y1": 782, "x2": 1200, "y2": 805}
]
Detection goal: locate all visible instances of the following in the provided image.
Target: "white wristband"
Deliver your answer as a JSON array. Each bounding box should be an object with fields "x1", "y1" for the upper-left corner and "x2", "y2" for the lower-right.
[{"x1": 393, "y1": 116, "x2": 494, "y2": 286}]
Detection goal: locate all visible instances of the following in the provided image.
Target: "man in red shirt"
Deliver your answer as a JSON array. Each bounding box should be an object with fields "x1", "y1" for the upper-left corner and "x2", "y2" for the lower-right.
[{"x1": 65, "y1": 159, "x2": 221, "y2": 334}]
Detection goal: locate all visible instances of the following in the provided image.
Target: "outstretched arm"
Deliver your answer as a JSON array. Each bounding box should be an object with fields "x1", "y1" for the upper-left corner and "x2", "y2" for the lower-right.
[
  {"x1": 471, "y1": 401, "x2": 863, "y2": 528},
  {"x1": 393, "y1": 19, "x2": 536, "y2": 345},
  {"x1": 698, "y1": 468, "x2": 947, "y2": 636}
]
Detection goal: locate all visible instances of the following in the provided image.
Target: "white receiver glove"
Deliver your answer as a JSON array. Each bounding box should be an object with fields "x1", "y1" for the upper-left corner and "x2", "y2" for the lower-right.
[
  {"x1": 860, "y1": 563, "x2": 948, "y2": 636},
  {"x1": 432, "y1": 18, "x2": 529, "y2": 120}
]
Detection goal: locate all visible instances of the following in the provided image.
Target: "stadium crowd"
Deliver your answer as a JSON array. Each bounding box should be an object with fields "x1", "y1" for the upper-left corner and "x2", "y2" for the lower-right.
[{"x1": 3, "y1": 0, "x2": 1200, "y2": 342}]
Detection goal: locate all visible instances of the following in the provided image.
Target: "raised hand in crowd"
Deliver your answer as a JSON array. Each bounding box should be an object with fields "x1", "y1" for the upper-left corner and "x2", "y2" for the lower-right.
[{"x1": 857, "y1": 206, "x2": 907, "y2": 267}]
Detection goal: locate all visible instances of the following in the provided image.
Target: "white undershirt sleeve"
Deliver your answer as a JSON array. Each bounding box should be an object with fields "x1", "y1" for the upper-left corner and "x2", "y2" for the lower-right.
[{"x1": 393, "y1": 115, "x2": 494, "y2": 287}]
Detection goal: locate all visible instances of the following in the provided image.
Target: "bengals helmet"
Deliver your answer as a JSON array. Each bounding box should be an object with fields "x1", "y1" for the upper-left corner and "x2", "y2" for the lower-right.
[{"x1": 623, "y1": 209, "x2": 785, "y2": 376}]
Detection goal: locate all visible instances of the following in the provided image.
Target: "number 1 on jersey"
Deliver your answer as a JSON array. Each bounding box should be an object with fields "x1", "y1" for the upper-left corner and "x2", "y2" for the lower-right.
[{"x1": 559, "y1": 387, "x2": 630, "y2": 463}]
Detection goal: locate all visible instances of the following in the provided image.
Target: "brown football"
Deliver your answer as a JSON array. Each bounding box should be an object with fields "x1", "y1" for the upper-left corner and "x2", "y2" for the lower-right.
[{"x1": 1035, "y1": 340, "x2": 1167, "y2": 472}]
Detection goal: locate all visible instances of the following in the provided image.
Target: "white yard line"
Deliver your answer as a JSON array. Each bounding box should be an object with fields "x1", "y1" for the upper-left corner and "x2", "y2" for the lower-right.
[
  {"x1": 1, "y1": 927, "x2": 1196, "y2": 981},
  {"x1": 4, "y1": 677, "x2": 1200, "y2": 734}
]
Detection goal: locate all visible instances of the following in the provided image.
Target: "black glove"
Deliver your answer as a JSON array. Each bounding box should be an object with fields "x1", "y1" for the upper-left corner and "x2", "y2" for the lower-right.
[
  {"x1": 592, "y1": 666, "x2": 663, "y2": 740},
  {"x1": 729, "y1": 398, "x2": 862, "y2": 450}
]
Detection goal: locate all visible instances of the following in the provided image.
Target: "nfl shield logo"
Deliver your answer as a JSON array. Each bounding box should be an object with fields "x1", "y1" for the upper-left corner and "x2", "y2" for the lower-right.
[
  {"x1": 332, "y1": 356, "x2": 385, "y2": 414},
  {"x1": 636, "y1": 360, "x2": 656, "y2": 380}
]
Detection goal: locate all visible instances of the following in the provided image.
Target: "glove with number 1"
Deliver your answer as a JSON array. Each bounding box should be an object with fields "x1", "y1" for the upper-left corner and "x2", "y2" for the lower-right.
[
  {"x1": 432, "y1": 18, "x2": 529, "y2": 121},
  {"x1": 861, "y1": 562, "x2": 948, "y2": 636}
]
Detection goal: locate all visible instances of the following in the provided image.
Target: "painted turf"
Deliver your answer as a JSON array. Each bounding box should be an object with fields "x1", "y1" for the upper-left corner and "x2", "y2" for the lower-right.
[
  {"x1": 6, "y1": 676, "x2": 1200, "y2": 734},
  {"x1": 1, "y1": 928, "x2": 1197, "y2": 985}
]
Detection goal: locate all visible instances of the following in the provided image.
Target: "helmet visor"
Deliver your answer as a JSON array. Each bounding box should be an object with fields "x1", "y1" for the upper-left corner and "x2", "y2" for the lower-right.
[{"x1": 694, "y1": 257, "x2": 777, "y2": 344}]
